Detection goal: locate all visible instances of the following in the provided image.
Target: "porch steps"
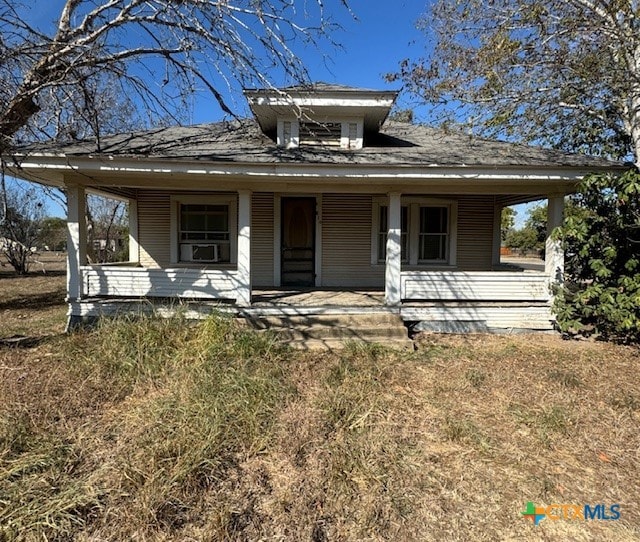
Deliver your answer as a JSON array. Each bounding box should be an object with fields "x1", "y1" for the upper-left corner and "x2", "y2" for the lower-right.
[{"x1": 242, "y1": 313, "x2": 414, "y2": 350}]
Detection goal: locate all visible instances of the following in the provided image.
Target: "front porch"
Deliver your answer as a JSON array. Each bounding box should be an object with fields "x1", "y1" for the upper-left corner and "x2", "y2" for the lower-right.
[{"x1": 64, "y1": 185, "x2": 564, "y2": 332}]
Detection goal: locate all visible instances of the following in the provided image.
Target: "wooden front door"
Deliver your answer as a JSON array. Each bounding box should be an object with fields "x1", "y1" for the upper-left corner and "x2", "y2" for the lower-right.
[{"x1": 281, "y1": 197, "x2": 315, "y2": 287}]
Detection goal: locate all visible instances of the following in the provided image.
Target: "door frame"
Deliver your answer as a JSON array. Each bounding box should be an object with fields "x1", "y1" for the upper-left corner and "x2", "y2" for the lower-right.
[{"x1": 273, "y1": 194, "x2": 322, "y2": 287}]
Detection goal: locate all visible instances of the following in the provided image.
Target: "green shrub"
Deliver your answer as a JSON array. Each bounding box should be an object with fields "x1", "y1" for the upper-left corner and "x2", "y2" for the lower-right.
[{"x1": 553, "y1": 169, "x2": 640, "y2": 343}]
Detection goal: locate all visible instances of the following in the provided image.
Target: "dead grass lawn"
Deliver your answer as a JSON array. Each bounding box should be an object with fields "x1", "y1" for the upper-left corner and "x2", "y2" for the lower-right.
[{"x1": 0, "y1": 261, "x2": 638, "y2": 541}]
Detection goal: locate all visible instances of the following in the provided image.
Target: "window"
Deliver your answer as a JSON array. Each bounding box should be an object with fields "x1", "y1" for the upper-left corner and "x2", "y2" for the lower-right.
[
  {"x1": 179, "y1": 204, "x2": 231, "y2": 262},
  {"x1": 372, "y1": 199, "x2": 457, "y2": 266},
  {"x1": 171, "y1": 195, "x2": 237, "y2": 264},
  {"x1": 277, "y1": 119, "x2": 363, "y2": 149},
  {"x1": 419, "y1": 206, "x2": 449, "y2": 262},
  {"x1": 299, "y1": 121, "x2": 342, "y2": 147},
  {"x1": 377, "y1": 205, "x2": 409, "y2": 262}
]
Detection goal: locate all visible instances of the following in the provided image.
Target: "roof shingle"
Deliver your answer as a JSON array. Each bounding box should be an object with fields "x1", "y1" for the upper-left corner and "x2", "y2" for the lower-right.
[{"x1": 18, "y1": 119, "x2": 619, "y2": 169}]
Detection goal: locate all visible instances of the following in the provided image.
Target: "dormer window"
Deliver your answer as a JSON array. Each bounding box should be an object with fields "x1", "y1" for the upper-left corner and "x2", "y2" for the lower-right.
[
  {"x1": 277, "y1": 119, "x2": 363, "y2": 150},
  {"x1": 246, "y1": 83, "x2": 397, "y2": 152}
]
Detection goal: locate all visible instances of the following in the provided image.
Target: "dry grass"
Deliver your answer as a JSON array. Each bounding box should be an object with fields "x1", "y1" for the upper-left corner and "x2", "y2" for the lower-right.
[
  {"x1": 0, "y1": 252, "x2": 67, "y2": 337},
  {"x1": 1, "y1": 262, "x2": 639, "y2": 541}
]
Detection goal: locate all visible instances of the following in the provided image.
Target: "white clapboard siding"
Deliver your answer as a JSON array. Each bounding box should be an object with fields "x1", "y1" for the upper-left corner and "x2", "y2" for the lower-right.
[
  {"x1": 401, "y1": 304, "x2": 554, "y2": 329},
  {"x1": 251, "y1": 193, "x2": 274, "y2": 287},
  {"x1": 456, "y1": 195, "x2": 494, "y2": 270},
  {"x1": 82, "y1": 266, "x2": 238, "y2": 299},
  {"x1": 322, "y1": 194, "x2": 385, "y2": 287},
  {"x1": 138, "y1": 191, "x2": 171, "y2": 267},
  {"x1": 401, "y1": 271, "x2": 549, "y2": 302}
]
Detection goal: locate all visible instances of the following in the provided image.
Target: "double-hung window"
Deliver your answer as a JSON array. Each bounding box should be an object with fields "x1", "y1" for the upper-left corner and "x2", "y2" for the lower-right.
[
  {"x1": 179, "y1": 204, "x2": 231, "y2": 262},
  {"x1": 171, "y1": 195, "x2": 237, "y2": 264},
  {"x1": 373, "y1": 199, "x2": 456, "y2": 266},
  {"x1": 419, "y1": 206, "x2": 449, "y2": 262}
]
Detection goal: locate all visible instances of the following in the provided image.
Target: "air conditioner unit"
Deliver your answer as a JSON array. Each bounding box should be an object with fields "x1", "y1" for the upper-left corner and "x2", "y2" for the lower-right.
[{"x1": 180, "y1": 243, "x2": 219, "y2": 262}]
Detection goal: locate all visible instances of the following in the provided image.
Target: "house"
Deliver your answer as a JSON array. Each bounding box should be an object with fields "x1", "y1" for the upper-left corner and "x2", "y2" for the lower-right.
[{"x1": 5, "y1": 83, "x2": 619, "y2": 333}]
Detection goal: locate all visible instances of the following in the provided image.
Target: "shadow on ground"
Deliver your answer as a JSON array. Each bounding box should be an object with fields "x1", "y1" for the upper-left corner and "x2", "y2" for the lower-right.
[{"x1": 0, "y1": 287, "x2": 67, "y2": 311}]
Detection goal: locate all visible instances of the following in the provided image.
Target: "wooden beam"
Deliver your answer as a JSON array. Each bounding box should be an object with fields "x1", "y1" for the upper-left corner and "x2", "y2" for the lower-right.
[
  {"x1": 545, "y1": 196, "x2": 565, "y2": 285},
  {"x1": 66, "y1": 184, "x2": 86, "y2": 302},
  {"x1": 385, "y1": 192, "x2": 402, "y2": 306},
  {"x1": 237, "y1": 190, "x2": 252, "y2": 306}
]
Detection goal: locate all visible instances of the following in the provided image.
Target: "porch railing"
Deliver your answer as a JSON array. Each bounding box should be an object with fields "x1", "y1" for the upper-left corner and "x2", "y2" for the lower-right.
[{"x1": 400, "y1": 271, "x2": 550, "y2": 302}]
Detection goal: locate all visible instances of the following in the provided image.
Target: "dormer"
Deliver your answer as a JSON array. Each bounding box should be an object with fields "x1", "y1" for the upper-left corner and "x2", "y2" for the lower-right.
[{"x1": 244, "y1": 83, "x2": 398, "y2": 150}]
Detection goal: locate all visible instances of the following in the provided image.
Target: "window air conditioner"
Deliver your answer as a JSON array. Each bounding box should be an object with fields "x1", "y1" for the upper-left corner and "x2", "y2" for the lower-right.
[{"x1": 181, "y1": 243, "x2": 219, "y2": 262}]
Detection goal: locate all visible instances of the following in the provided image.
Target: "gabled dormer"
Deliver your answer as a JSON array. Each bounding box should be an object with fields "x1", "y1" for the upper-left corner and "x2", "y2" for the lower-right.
[{"x1": 244, "y1": 83, "x2": 398, "y2": 150}]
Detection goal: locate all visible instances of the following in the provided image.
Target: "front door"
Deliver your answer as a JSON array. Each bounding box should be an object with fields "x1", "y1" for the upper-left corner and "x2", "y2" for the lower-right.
[{"x1": 281, "y1": 197, "x2": 315, "y2": 287}]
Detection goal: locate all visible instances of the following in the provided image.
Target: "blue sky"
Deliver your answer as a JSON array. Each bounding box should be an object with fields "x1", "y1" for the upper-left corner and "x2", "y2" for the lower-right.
[{"x1": 189, "y1": 0, "x2": 429, "y2": 123}]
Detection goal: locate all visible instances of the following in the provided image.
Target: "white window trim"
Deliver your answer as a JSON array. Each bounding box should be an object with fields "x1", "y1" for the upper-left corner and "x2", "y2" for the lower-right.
[
  {"x1": 277, "y1": 118, "x2": 299, "y2": 148},
  {"x1": 340, "y1": 120, "x2": 364, "y2": 149},
  {"x1": 371, "y1": 197, "x2": 458, "y2": 267},
  {"x1": 170, "y1": 194, "x2": 238, "y2": 265}
]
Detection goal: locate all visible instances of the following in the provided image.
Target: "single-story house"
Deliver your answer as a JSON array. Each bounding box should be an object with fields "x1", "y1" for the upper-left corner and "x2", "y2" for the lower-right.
[{"x1": 5, "y1": 83, "x2": 619, "y2": 332}]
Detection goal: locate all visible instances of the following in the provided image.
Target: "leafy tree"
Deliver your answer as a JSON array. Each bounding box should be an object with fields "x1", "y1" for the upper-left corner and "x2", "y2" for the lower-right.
[
  {"x1": 501, "y1": 207, "x2": 515, "y2": 242},
  {"x1": 38, "y1": 217, "x2": 67, "y2": 251},
  {"x1": 390, "y1": 0, "x2": 640, "y2": 161},
  {"x1": 505, "y1": 227, "x2": 539, "y2": 255},
  {"x1": 0, "y1": 183, "x2": 45, "y2": 274},
  {"x1": 505, "y1": 204, "x2": 546, "y2": 255},
  {"x1": 554, "y1": 169, "x2": 640, "y2": 343}
]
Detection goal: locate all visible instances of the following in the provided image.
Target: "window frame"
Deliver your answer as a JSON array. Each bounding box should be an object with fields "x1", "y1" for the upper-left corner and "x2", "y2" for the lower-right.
[
  {"x1": 371, "y1": 197, "x2": 458, "y2": 267},
  {"x1": 170, "y1": 194, "x2": 238, "y2": 265}
]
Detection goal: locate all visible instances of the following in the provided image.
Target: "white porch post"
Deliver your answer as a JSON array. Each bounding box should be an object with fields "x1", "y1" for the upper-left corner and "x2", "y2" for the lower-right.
[
  {"x1": 492, "y1": 203, "x2": 502, "y2": 267},
  {"x1": 545, "y1": 196, "x2": 565, "y2": 285},
  {"x1": 385, "y1": 192, "x2": 402, "y2": 306},
  {"x1": 237, "y1": 190, "x2": 252, "y2": 307},
  {"x1": 66, "y1": 184, "x2": 87, "y2": 302},
  {"x1": 128, "y1": 198, "x2": 139, "y2": 263}
]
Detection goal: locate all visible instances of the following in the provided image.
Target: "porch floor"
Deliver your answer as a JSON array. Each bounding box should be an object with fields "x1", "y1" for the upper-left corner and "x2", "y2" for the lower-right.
[{"x1": 251, "y1": 289, "x2": 385, "y2": 308}]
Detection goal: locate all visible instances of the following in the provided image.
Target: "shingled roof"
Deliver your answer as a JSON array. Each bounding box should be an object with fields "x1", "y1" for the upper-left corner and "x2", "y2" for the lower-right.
[{"x1": 18, "y1": 119, "x2": 619, "y2": 169}]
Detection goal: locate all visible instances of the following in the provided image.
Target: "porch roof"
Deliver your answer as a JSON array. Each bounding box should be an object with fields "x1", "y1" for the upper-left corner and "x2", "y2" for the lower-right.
[{"x1": 15, "y1": 119, "x2": 620, "y2": 170}]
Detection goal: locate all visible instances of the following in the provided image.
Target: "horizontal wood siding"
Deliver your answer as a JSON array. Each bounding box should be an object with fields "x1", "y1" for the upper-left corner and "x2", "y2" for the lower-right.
[
  {"x1": 456, "y1": 195, "x2": 494, "y2": 270},
  {"x1": 401, "y1": 271, "x2": 549, "y2": 301},
  {"x1": 82, "y1": 266, "x2": 238, "y2": 299},
  {"x1": 321, "y1": 194, "x2": 384, "y2": 288},
  {"x1": 135, "y1": 190, "x2": 495, "y2": 281},
  {"x1": 251, "y1": 193, "x2": 274, "y2": 287},
  {"x1": 138, "y1": 191, "x2": 171, "y2": 267},
  {"x1": 401, "y1": 304, "x2": 553, "y2": 329}
]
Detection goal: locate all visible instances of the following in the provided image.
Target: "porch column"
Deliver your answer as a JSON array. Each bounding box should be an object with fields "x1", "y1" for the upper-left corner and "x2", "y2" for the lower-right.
[
  {"x1": 385, "y1": 192, "x2": 402, "y2": 306},
  {"x1": 237, "y1": 190, "x2": 252, "y2": 307},
  {"x1": 545, "y1": 196, "x2": 565, "y2": 285},
  {"x1": 128, "y1": 198, "x2": 139, "y2": 263},
  {"x1": 66, "y1": 184, "x2": 87, "y2": 302},
  {"x1": 492, "y1": 203, "x2": 502, "y2": 267}
]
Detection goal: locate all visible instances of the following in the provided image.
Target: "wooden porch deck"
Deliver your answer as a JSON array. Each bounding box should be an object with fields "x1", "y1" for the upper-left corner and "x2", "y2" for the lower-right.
[{"x1": 251, "y1": 289, "x2": 385, "y2": 307}]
